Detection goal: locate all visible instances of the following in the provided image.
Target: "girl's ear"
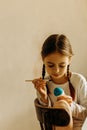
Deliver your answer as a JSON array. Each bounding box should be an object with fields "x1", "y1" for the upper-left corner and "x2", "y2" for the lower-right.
[
  {"x1": 68, "y1": 56, "x2": 72, "y2": 64},
  {"x1": 43, "y1": 59, "x2": 45, "y2": 64}
]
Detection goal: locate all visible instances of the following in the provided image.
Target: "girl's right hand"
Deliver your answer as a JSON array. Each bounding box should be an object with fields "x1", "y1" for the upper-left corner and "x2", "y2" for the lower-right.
[{"x1": 32, "y1": 78, "x2": 48, "y2": 101}]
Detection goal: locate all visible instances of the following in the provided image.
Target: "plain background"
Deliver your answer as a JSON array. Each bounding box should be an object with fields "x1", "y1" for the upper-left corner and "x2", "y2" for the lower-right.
[{"x1": 0, "y1": 0, "x2": 87, "y2": 129}]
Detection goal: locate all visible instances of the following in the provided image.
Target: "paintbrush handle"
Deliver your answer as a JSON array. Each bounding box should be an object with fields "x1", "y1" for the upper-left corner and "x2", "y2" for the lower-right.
[
  {"x1": 25, "y1": 80, "x2": 33, "y2": 82},
  {"x1": 25, "y1": 77, "x2": 49, "y2": 82}
]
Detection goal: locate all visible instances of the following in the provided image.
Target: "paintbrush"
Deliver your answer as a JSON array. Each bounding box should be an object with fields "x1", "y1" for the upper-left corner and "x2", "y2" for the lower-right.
[{"x1": 25, "y1": 77, "x2": 49, "y2": 82}]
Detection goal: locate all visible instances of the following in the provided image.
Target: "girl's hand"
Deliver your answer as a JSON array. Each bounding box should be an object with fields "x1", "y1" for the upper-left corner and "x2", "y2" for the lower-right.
[
  {"x1": 32, "y1": 78, "x2": 48, "y2": 102},
  {"x1": 57, "y1": 95, "x2": 72, "y2": 105}
]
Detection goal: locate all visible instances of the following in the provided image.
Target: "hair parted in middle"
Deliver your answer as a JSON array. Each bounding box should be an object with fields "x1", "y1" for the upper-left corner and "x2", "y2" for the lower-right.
[{"x1": 41, "y1": 34, "x2": 74, "y2": 60}]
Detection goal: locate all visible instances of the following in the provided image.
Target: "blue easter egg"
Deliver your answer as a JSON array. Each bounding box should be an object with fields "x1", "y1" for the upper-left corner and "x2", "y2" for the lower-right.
[{"x1": 54, "y1": 87, "x2": 63, "y2": 96}]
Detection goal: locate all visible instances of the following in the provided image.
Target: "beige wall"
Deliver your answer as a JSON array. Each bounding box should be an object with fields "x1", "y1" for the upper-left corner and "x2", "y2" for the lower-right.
[{"x1": 0, "y1": 0, "x2": 87, "y2": 129}]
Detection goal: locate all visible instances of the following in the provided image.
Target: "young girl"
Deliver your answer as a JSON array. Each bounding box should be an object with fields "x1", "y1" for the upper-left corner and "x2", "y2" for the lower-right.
[{"x1": 32, "y1": 34, "x2": 87, "y2": 130}]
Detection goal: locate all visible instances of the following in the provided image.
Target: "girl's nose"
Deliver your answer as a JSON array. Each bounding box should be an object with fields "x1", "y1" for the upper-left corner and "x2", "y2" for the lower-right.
[{"x1": 54, "y1": 66, "x2": 59, "y2": 73}]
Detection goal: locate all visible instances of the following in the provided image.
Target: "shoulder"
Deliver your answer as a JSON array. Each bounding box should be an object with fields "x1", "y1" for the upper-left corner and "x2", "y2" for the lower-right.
[
  {"x1": 71, "y1": 72, "x2": 86, "y2": 84},
  {"x1": 71, "y1": 72, "x2": 86, "y2": 79}
]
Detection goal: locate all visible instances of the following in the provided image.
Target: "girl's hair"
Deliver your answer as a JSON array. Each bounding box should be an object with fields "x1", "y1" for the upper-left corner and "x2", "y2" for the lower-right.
[
  {"x1": 41, "y1": 34, "x2": 75, "y2": 100},
  {"x1": 41, "y1": 34, "x2": 74, "y2": 59}
]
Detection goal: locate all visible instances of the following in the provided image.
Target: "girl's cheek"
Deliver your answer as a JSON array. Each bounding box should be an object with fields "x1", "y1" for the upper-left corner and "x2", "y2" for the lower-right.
[{"x1": 46, "y1": 69, "x2": 51, "y2": 74}]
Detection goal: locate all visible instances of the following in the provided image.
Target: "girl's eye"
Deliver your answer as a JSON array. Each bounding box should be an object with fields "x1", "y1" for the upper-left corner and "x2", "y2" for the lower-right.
[
  {"x1": 47, "y1": 64, "x2": 66, "y2": 68},
  {"x1": 48, "y1": 65, "x2": 54, "y2": 68},
  {"x1": 59, "y1": 65, "x2": 65, "y2": 68}
]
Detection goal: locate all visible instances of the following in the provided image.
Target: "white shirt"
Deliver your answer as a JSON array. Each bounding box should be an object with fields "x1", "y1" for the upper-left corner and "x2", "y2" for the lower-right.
[{"x1": 37, "y1": 72, "x2": 87, "y2": 129}]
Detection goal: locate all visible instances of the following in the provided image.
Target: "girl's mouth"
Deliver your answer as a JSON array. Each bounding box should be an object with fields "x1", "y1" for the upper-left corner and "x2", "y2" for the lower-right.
[{"x1": 52, "y1": 74, "x2": 59, "y2": 77}]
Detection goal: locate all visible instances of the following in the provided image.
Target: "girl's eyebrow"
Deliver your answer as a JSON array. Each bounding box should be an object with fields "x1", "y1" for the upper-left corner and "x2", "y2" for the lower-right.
[
  {"x1": 47, "y1": 61, "x2": 66, "y2": 65},
  {"x1": 59, "y1": 62, "x2": 66, "y2": 65},
  {"x1": 47, "y1": 61, "x2": 54, "y2": 64}
]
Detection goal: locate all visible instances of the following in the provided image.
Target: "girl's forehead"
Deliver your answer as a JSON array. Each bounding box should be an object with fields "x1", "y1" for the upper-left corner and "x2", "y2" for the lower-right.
[
  {"x1": 44, "y1": 52, "x2": 68, "y2": 60},
  {"x1": 44, "y1": 52, "x2": 69, "y2": 63}
]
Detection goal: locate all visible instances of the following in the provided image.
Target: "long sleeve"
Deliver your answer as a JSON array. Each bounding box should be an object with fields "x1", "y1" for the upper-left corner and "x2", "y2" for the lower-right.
[
  {"x1": 71, "y1": 75, "x2": 87, "y2": 120},
  {"x1": 36, "y1": 90, "x2": 51, "y2": 106},
  {"x1": 71, "y1": 102, "x2": 87, "y2": 120}
]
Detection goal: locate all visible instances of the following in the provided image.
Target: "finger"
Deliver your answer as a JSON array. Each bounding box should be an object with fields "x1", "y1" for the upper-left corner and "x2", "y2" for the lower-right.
[{"x1": 57, "y1": 96, "x2": 65, "y2": 100}]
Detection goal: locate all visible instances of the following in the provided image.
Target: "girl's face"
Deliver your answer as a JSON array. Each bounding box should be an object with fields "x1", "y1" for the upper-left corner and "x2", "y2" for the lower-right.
[{"x1": 43, "y1": 52, "x2": 71, "y2": 83}]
